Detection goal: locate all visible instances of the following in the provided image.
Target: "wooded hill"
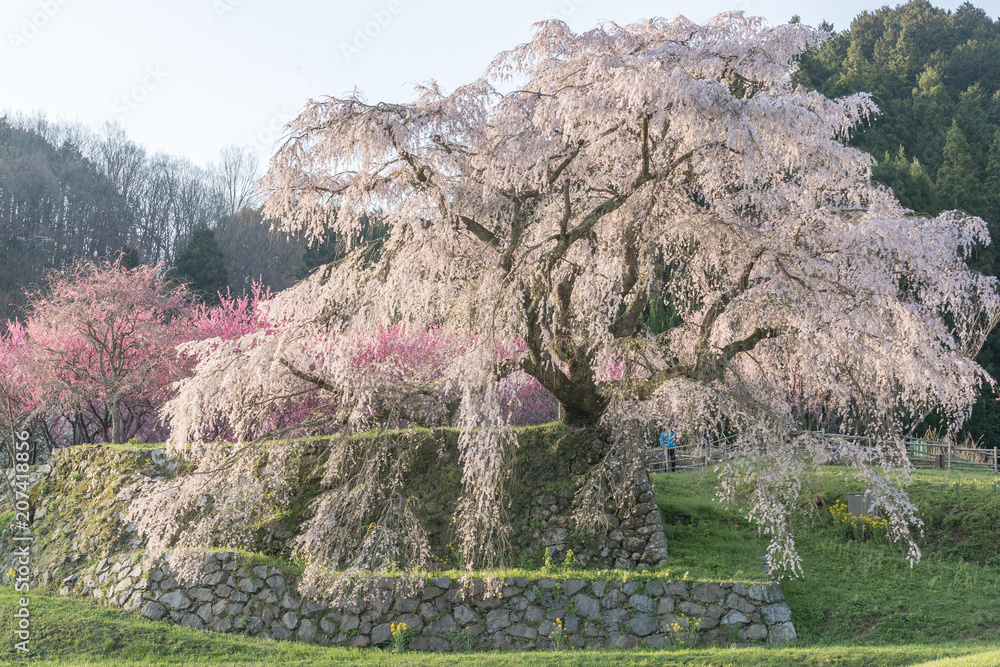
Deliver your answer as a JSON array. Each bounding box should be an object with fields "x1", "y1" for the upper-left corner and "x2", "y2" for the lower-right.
[
  {"x1": 0, "y1": 119, "x2": 131, "y2": 316},
  {"x1": 797, "y1": 0, "x2": 1000, "y2": 448},
  {"x1": 0, "y1": 117, "x2": 307, "y2": 311}
]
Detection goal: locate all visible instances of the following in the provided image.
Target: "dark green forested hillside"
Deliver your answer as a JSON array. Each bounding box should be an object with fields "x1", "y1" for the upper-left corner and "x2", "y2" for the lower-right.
[
  {"x1": 0, "y1": 120, "x2": 133, "y2": 313},
  {"x1": 0, "y1": 118, "x2": 307, "y2": 314},
  {"x1": 797, "y1": 0, "x2": 1000, "y2": 448}
]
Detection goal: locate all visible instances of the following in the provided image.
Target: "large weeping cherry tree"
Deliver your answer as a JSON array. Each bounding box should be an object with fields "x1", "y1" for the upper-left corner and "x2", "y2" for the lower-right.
[{"x1": 136, "y1": 13, "x2": 999, "y2": 588}]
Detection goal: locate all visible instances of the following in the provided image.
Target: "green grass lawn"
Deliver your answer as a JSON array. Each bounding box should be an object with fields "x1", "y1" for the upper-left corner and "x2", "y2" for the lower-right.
[
  {"x1": 651, "y1": 467, "x2": 768, "y2": 582},
  {"x1": 0, "y1": 587, "x2": 998, "y2": 666},
  {"x1": 655, "y1": 466, "x2": 1000, "y2": 646},
  {"x1": 4, "y1": 464, "x2": 999, "y2": 665},
  {"x1": 785, "y1": 468, "x2": 1000, "y2": 646}
]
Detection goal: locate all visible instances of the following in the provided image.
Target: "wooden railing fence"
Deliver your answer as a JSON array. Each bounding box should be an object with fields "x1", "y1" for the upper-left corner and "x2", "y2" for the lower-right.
[{"x1": 647, "y1": 430, "x2": 1000, "y2": 474}]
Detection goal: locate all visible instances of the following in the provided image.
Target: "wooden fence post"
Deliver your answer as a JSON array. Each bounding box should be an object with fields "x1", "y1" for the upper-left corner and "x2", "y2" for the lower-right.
[{"x1": 947, "y1": 443, "x2": 952, "y2": 470}]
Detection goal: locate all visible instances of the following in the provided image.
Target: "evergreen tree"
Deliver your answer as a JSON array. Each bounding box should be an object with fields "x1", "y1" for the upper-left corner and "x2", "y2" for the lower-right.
[
  {"x1": 984, "y1": 130, "x2": 1000, "y2": 214},
  {"x1": 955, "y1": 83, "x2": 992, "y2": 169},
  {"x1": 975, "y1": 129, "x2": 1000, "y2": 275},
  {"x1": 297, "y1": 212, "x2": 387, "y2": 278},
  {"x1": 298, "y1": 227, "x2": 342, "y2": 279},
  {"x1": 888, "y1": 26, "x2": 921, "y2": 84},
  {"x1": 910, "y1": 65, "x2": 954, "y2": 171},
  {"x1": 114, "y1": 246, "x2": 141, "y2": 269},
  {"x1": 174, "y1": 225, "x2": 228, "y2": 303},
  {"x1": 873, "y1": 146, "x2": 940, "y2": 215},
  {"x1": 936, "y1": 120, "x2": 982, "y2": 212},
  {"x1": 905, "y1": 155, "x2": 940, "y2": 215},
  {"x1": 645, "y1": 294, "x2": 682, "y2": 335}
]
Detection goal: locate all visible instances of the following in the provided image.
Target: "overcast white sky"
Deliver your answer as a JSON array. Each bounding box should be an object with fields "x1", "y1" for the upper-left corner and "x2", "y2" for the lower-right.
[{"x1": 0, "y1": 0, "x2": 987, "y2": 168}]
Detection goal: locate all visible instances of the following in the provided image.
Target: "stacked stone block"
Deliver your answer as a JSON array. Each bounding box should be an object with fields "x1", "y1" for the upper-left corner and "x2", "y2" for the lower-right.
[{"x1": 70, "y1": 551, "x2": 796, "y2": 650}]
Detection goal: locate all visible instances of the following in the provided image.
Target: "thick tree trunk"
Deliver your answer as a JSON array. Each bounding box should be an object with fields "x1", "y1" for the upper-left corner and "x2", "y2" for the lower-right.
[
  {"x1": 522, "y1": 349, "x2": 605, "y2": 427},
  {"x1": 522, "y1": 292, "x2": 606, "y2": 426},
  {"x1": 559, "y1": 401, "x2": 599, "y2": 427}
]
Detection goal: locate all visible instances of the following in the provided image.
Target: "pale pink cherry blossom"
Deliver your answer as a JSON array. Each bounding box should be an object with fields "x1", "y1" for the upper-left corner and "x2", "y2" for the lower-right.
[{"x1": 141, "y1": 12, "x2": 999, "y2": 583}]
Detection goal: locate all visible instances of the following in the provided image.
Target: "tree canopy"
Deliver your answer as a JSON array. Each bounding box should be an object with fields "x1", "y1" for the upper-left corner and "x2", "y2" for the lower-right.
[
  {"x1": 147, "y1": 12, "x2": 999, "y2": 582},
  {"x1": 796, "y1": 0, "x2": 1000, "y2": 447},
  {"x1": 17, "y1": 260, "x2": 191, "y2": 445},
  {"x1": 0, "y1": 260, "x2": 269, "y2": 461},
  {"x1": 174, "y1": 224, "x2": 229, "y2": 303}
]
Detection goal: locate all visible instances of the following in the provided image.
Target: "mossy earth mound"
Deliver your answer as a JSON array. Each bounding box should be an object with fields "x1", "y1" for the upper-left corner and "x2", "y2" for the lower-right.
[
  {"x1": 0, "y1": 425, "x2": 667, "y2": 592},
  {"x1": 1, "y1": 428, "x2": 789, "y2": 652}
]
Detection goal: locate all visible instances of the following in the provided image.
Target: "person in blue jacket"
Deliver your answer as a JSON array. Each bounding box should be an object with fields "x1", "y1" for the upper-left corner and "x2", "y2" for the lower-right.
[{"x1": 659, "y1": 430, "x2": 677, "y2": 472}]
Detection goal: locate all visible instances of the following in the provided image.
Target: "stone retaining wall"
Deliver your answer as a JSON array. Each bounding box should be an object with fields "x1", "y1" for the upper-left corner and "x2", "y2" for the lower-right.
[
  {"x1": 516, "y1": 433, "x2": 669, "y2": 569},
  {"x1": 1, "y1": 444, "x2": 795, "y2": 651},
  {"x1": 70, "y1": 550, "x2": 795, "y2": 650}
]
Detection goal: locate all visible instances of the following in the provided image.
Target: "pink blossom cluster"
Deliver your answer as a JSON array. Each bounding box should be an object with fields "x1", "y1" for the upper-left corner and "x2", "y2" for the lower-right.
[
  {"x1": 0, "y1": 261, "x2": 269, "y2": 446},
  {"x1": 0, "y1": 258, "x2": 558, "y2": 450}
]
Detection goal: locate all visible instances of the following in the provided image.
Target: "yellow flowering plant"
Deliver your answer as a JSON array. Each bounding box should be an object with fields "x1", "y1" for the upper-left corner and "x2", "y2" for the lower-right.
[
  {"x1": 949, "y1": 477, "x2": 1000, "y2": 491},
  {"x1": 829, "y1": 499, "x2": 888, "y2": 542},
  {"x1": 665, "y1": 613, "x2": 701, "y2": 646},
  {"x1": 547, "y1": 617, "x2": 566, "y2": 650},
  {"x1": 390, "y1": 621, "x2": 413, "y2": 652}
]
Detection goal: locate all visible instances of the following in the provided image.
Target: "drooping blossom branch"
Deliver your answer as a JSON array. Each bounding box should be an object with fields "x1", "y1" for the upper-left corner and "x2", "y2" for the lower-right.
[{"x1": 139, "y1": 12, "x2": 999, "y2": 581}]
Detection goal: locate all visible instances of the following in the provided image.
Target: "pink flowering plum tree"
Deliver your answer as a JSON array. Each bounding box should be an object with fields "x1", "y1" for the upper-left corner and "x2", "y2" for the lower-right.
[
  {"x1": 138, "y1": 13, "x2": 998, "y2": 583},
  {"x1": 0, "y1": 269, "x2": 275, "y2": 503},
  {"x1": 190, "y1": 283, "x2": 270, "y2": 342},
  {"x1": 19, "y1": 260, "x2": 192, "y2": 445}
]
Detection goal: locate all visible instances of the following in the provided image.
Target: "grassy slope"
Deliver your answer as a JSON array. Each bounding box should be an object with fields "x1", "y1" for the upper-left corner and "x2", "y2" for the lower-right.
[
  {"x1": 656, "y1": 466, "x2": 1000, "y2": 646},
  {"x1": 4, "y1": 459, "x2": 1000, "y2": 664},
  {"x1": 0, "y1": 588, "x2": 997, "y2": 666},
  {"x1": 784, "y1": 469, "x2": 1000, "y2": 645},
  {"x1": 84, "y1": 425, "x2": 620, "y2": 570},
  {"x1": 651, "y1": 469, "x2": 766, "y2": 582}
]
